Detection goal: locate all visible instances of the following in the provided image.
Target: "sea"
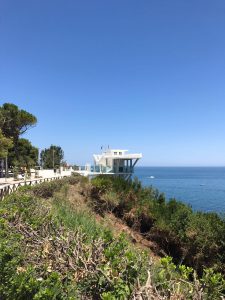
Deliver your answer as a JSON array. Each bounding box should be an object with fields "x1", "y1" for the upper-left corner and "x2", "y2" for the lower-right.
[{"x1": 133, "y1": 167, "x2": 225, "y2": 214}]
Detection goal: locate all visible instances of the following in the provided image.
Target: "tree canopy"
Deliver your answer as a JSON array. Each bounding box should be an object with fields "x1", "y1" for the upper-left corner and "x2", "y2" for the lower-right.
[
  {"x1": 0, "y1": 103, "x2": 37, "y2": 143},
  {"x1": 8, "y1": 138, "x2": 38, "y2": 169},
  {"x1": 0, "y1": 129, "x2": 13, "y2": 158},
  {"x1": 40, "y1": 145, "x2": 64, "y2": 169},
  {"x1": 0, "y1": 103, "x2": 38, "y2": 169},
  {"x1": 0, "y1": 103, "x2": 66, "y2": 171}
]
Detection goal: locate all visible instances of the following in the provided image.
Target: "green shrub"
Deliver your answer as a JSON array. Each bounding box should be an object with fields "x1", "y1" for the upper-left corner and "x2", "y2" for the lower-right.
[
  {"x1": 201, "y1": 268, "x2": 225, "y2": 299},
  {"x1": 91, "y1": 176, "x2": 225, "y2": 277},
  {"x1": 32, "y1": 181, "x2": 63, "y2": 198}
]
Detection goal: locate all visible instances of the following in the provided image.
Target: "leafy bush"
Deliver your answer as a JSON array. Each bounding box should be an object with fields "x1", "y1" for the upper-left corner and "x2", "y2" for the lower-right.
[{"x1": 32, "y1": 181, "x2": 62, "y2": 198}]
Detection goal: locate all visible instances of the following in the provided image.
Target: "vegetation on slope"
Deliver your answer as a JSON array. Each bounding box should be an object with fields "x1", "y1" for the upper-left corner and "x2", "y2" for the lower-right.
[
  {"x1": 90, "y1": 176, "x2": 225, "y2": 276},
  {"x1": 0, "y1": 175, "x2": 225, "y2": 299}
]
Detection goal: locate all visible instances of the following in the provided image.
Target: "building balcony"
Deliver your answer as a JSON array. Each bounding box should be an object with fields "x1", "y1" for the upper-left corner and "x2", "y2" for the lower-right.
[{"x1": 78, "y1": 165, "x2": 133, "y2": 174}]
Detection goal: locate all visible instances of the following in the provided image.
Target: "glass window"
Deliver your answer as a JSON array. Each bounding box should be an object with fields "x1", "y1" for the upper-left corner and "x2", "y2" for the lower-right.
[{"x1": 114, "y1": 152, "x2": 117, "y2": 155}]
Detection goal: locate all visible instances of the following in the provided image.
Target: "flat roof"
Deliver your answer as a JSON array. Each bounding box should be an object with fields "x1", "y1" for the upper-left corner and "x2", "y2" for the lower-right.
[{"x1": 94, "y1": 153, "x2": 142, "y2": 160}]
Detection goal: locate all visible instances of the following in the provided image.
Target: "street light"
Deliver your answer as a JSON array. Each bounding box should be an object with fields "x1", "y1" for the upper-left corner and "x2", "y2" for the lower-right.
[
  {"x1": 52, "y1": 148, "x2": 55, "y2": 169},
  {"x1": 5, "y1": 156, "x2": 8, "y2": 182}
]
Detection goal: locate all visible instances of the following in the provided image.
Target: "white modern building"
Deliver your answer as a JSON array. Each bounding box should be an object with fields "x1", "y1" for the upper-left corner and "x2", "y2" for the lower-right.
[{"x1": 76, "y1": 149, "x2": 142, "y2": 180}]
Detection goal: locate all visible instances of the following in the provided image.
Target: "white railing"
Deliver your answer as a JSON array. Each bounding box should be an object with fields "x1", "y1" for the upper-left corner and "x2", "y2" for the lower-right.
[{"x1": 0, "y1": 175, "x2": 69, "y2": 201}]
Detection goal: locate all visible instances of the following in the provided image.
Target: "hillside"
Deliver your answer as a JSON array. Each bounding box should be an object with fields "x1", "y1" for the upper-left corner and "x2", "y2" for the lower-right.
[{"x1": 0, "y1": 175, "x2": 225, "y2": 299}]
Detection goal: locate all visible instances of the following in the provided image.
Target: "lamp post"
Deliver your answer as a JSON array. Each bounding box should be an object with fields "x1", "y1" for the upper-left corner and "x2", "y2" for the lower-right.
[
  {"x1": 5, "y1": 156, "x2": 8, "y2": 183},
  {"x1": 0, "y1": 158, "x2": 3, "y2": 178},
  {"x1": 52, "y1": 148, "x2": 55, "y2": 169}
]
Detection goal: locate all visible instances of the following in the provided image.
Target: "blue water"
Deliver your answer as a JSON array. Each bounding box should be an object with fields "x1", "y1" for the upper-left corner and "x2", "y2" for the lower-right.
[{"x1": 134, "y1": 167, "x2": 225, "y2": 213}]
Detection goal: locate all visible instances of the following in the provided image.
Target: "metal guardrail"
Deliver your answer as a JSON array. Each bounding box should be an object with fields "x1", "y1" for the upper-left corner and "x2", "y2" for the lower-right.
[{"x1": 0, "y1": 176, "x2": 67, "y2": 201}]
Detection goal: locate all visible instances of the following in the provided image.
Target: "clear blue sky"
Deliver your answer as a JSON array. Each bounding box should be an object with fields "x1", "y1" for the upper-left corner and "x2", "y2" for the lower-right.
[{"x1": 1, "y1": 0, "x2": 225, "y2": 166}]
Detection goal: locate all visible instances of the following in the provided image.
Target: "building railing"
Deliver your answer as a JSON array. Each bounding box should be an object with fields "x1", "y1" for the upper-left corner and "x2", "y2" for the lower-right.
[{"x1": 78, "y1": 165, "x2": 133, "y2": 174}]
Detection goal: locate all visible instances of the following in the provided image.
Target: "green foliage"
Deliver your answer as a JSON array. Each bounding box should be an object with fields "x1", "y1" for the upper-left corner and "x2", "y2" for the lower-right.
[
  {"x1": 0, "y1": 179, "x2": 148, "y2": 299},
  {"x1": 0, "y1": 103, "x2": 37, "y2": 168},
  {"x1": 0, "y1": 177, "x2": 224, "y2": 299},
  {"x1": 8, "y1": 138, "x2": 38, "y2": 168},
  {"x1": 0, "y1": 129, "x2": 13, "y2": 158},
  {"x1": 102, "y1": 190, "x2": 120, "y2": 211},
  {"x1": 152, "y1": 257, "x2": 225, "y2": 299},
  {"x1": 0, "y1": 103, "x2": 37, "y2": 141},
  {"x1": 201, "y1": 268, "x2": 225, "y2": 299},
  {"x1": 52, "y1": 191, "x2": 101, "y2": 241},
  {"x1": 91, "y1": 175, "x2": 139, "y2": 195},
  {"x1": 40, "y1": 145, "x2": 64, "y2": 169},
  {"x1": 91, "y1": 175, "x2": 225, "y2": 277},
  {"x1": 32, "y1": 181, "x2": 63, "y2": 198},
  {"x1": 32, "y1": 176, "x2": 81, "y2": 199}
]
